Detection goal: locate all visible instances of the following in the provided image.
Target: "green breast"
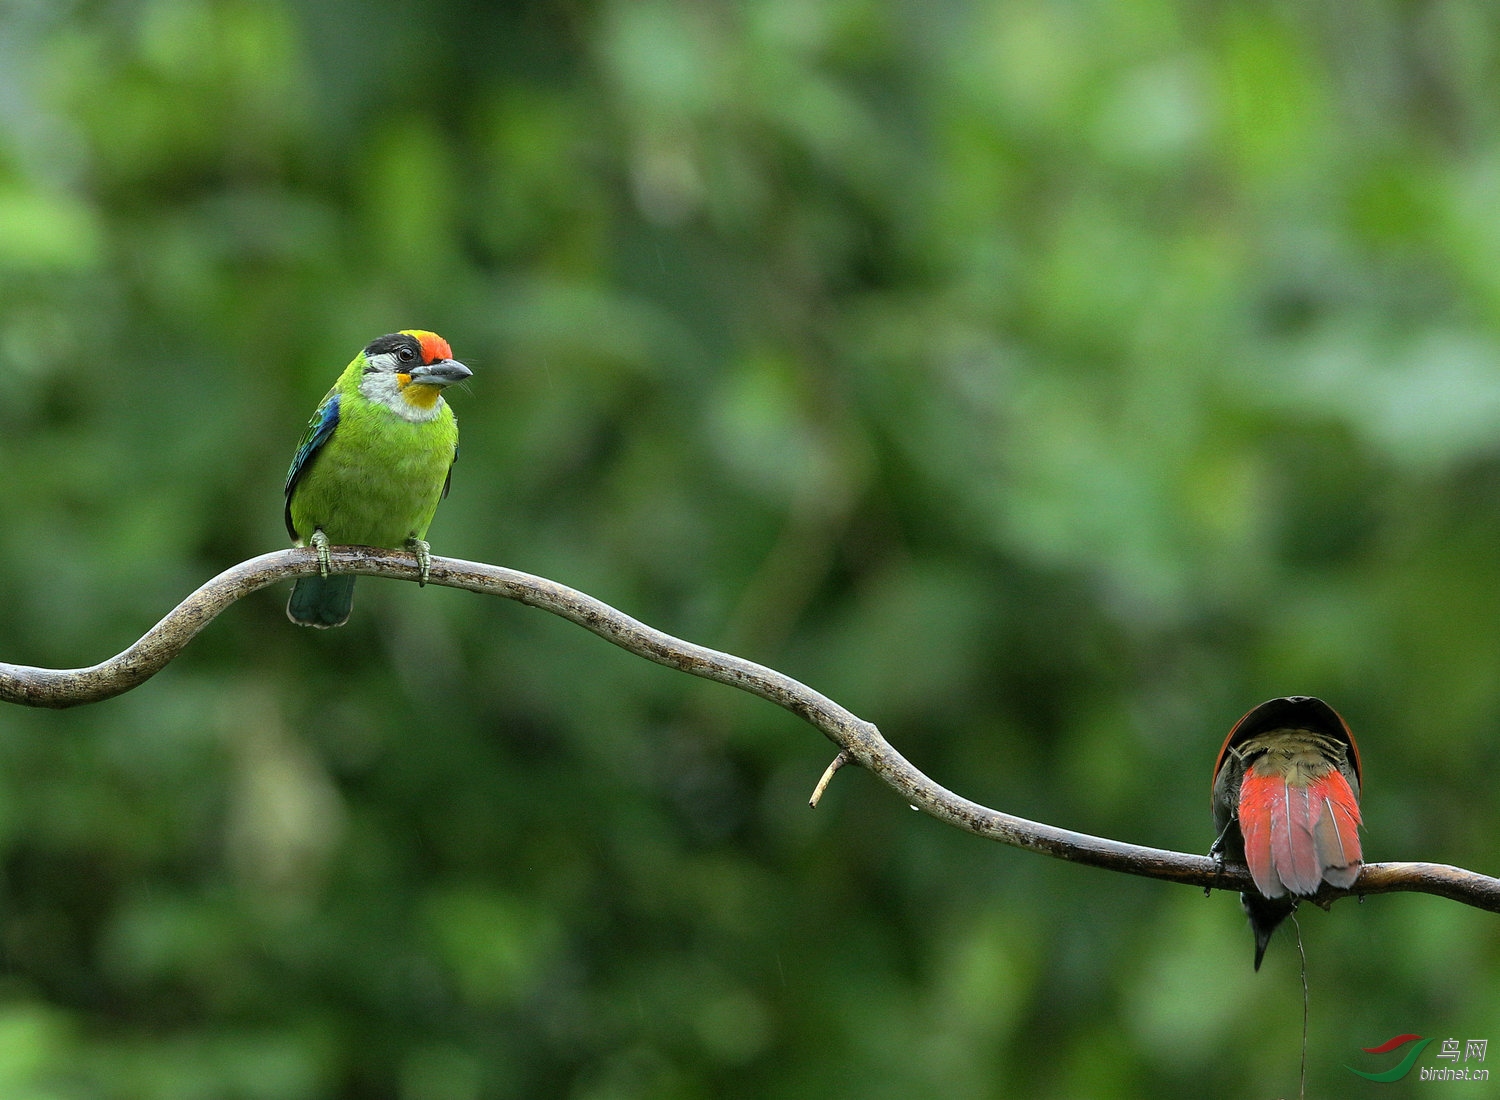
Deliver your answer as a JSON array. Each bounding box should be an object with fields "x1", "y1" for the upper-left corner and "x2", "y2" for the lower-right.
[{"x1": 288, "y1": 391, "x2": 457, "y2": 548}]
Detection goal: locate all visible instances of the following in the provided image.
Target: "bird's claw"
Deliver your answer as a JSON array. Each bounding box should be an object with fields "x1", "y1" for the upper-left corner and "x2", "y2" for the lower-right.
[
  {"x1": 310, "y1": 528, "x2": 331, "y2": 579},
  {"x1": 405, "y1": 537, "x2": 431, "y2": 586},
  {"x1": 1208, "y1": 818, "x2": 1234, "y2": 864},
  {"x1": 1205, "y1": 824, "x2": 1233, "y2": 897}
]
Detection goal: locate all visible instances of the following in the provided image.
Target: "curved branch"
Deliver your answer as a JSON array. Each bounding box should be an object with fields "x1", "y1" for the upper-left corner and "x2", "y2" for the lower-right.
[{"x1": 3, "y1": 547, "x2": 1497, "y2": 914}]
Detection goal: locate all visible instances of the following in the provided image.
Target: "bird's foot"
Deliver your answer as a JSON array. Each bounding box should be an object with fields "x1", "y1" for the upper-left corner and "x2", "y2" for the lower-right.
[
  {"x1": 1208, "y1": 819, "x2": 1233, "y2": 863},
  {"x1": 1206, "y1": 822, "x2": 1234, "y2": 897},
  {"x1": 311, "y1": 528, "x2": 331, "y2": 579},
  {"x1": 405, "y1": 536, "x2": 431, "y2": 586}
]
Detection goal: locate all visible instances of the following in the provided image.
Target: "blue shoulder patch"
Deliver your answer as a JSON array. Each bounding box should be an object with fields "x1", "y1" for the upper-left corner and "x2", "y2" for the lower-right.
[{"x1": 284, "y1": 390, "x2": 340, "y2": 540}]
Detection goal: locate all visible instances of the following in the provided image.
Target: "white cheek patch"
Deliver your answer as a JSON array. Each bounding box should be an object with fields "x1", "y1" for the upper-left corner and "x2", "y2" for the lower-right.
[{"x1": 359, "y1": 369, "x2": 444, "y2": 423}]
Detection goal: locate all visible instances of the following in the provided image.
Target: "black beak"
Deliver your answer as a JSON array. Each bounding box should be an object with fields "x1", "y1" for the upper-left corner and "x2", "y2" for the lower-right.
[{"x1": 407, "y1": 359, "x2": 472, "y2": 386}]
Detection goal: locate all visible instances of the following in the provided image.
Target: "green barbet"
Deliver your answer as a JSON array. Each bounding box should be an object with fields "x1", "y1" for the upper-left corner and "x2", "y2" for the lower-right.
[{"x1": 284, "y1": 330, "x2": 470, "y2": 628}]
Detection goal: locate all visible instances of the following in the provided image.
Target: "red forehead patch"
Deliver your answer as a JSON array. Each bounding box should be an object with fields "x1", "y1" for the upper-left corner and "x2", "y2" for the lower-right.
[{"x1": 401, "y1": 329, "x2": 453, "y2": 365}]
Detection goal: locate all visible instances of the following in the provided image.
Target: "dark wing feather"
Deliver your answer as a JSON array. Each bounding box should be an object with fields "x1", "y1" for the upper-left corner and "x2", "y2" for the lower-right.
[
  {"x1": 283, "y1": 390, "x2": 340, "y2": 540},
  {"x1": 441, "y1": 441, "x2": 457, "y2": 500}
]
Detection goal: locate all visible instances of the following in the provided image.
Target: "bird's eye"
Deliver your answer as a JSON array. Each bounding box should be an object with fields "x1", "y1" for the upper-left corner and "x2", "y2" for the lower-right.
[{"x1": 397, "y1": 346, "x2": 418, "y2": 363}]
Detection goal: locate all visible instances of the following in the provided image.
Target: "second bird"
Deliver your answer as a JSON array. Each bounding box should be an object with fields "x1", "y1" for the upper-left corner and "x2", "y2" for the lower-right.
[
  {"x1": 284, "y1": 330, "x2": 470, "y2": 628},
  {"x1": 1210, "y1": 695, "x2": 1363, "y2": 969}
]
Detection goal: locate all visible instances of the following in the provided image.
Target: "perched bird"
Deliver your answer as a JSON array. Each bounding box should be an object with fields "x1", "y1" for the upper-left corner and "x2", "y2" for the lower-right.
[
  {"x1": 284, "y1": 330, "x2": 470, "y2": 628},
  {"x1": 1210, "y1": 696, "x2": 1363, "y2": 969}
]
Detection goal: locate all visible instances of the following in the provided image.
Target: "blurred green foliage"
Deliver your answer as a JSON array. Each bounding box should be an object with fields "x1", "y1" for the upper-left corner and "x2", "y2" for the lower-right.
[{"x1": 1, "y1": 0, "x2": 1499, "y2": 1096}]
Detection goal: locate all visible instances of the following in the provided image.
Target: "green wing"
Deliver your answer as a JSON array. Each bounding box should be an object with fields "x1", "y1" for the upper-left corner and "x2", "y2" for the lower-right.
[{"x1": 284, "y1": 389, "x2": 340, "y2": 541}]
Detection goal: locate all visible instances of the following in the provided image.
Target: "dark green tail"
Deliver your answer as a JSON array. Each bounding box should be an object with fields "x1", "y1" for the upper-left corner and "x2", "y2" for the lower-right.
[{"x1": 287, "y1": 575, "x2": 357, "y2": 628}]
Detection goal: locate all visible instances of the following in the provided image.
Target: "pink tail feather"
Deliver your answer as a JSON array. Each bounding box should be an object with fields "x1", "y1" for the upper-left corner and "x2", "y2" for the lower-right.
[{"x1": 1239, "y1": 770, "x2": 1362, "y2": 898}]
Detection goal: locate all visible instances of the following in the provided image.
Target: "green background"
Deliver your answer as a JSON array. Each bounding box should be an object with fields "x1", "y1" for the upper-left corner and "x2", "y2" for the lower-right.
[{"x1": 1, "y1": 1, "x2": 1497, "y2": 1096}]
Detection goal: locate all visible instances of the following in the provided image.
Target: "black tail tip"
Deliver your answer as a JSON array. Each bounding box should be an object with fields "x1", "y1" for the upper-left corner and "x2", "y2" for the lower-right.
[
  {"x1": 1252, "y1": 927, "x2": 1273, "y2": 971},
  {"x1": 1242, "y1": 892, "x2": 1296, "y2": 971}
]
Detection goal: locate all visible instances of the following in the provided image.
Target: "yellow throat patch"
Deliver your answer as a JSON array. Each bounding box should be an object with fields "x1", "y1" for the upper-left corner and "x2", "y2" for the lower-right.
[{"x1": 398, "y1": 375, "x2": 443, "y2": 410}]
